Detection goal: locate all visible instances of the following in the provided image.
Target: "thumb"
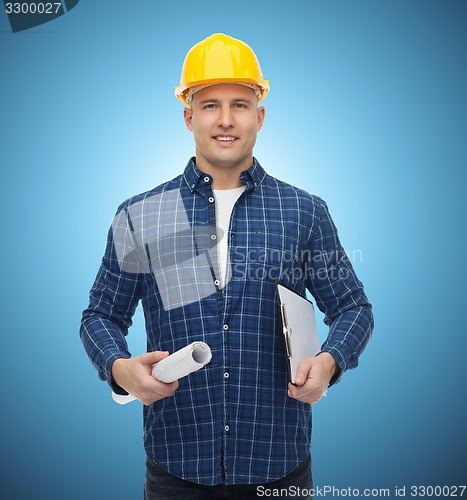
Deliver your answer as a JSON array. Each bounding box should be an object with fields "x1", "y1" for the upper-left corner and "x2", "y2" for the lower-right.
[
  {"x1": 139, "y1": 350, "x2": 170, "y2": 365},
  {"x1": 293, "y1": 357, "x2": 314, "y2": 386}
]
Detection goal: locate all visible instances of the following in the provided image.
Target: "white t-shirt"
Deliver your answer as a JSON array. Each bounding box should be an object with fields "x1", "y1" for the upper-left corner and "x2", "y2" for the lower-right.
[{"x1": 213, "y1": 186, "x2": 246, "y2": 288}]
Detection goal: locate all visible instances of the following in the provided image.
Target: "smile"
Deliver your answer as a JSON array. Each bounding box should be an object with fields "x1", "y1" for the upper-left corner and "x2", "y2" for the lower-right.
[{"x1": 214, "y1": 136, "x2": 237, "y2": 142}]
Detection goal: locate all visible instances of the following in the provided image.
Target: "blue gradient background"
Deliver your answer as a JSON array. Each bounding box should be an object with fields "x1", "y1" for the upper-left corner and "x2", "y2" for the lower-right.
[{"x1": 1, "y1": 1, "x2": 466, "y2": 498}]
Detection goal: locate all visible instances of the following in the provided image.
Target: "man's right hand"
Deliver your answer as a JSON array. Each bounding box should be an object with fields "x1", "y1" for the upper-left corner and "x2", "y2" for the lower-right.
[{"x1": 111, "y1": 351, "x2": 179, "y2": 406}]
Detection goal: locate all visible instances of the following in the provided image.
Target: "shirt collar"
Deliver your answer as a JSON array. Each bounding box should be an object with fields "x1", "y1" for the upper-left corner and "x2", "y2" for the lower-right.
[{"x1": 183, "y1": 157, "x2": 266, "y2": 193}]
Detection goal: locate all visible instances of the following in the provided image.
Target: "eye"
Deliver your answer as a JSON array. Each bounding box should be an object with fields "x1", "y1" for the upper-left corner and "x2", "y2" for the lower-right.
[
  {"x1": 203, "y1": 103, "x2": 217, "y2": 109},
  {"x1": 233, "y1": 102, "x2": 248, "y2": 109}
]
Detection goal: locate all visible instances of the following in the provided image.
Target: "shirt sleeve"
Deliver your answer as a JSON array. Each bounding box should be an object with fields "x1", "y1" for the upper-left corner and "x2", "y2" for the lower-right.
[
  {"x1": 80, "y1": 205, "x2": 143, "y2": 394},
  {"x1": 305, "y1": 199, "x2": 374, "y2": 385}
]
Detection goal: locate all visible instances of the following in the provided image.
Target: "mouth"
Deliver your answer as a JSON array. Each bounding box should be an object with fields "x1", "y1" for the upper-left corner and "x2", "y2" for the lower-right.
[{"x1": 213, "y1": 135, "x2": 237, "y2": 144}]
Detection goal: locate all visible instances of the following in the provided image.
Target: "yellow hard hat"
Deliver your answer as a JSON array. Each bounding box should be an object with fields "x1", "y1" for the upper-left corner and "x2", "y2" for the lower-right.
[{"x1": 175, "y1": 33, "x2": 270, "y2": 107}]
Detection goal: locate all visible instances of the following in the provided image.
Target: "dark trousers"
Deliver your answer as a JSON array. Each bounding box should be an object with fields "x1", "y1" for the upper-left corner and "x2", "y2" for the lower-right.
[{"x1": 144, "y1": 455, "x2": 313, "y2": 499}]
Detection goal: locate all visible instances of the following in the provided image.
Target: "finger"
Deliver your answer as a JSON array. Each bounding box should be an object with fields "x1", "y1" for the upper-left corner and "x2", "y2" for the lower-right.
[
  {"x1": 288, "y1": 382, "x2": 321, "y2": 403},
  {"x1": 288, "y1": 382, "x2": 311, "y2": 398},
  {"x1": 139, "y1": 350, "x2": 170, "y2": 365},
  {"x1": 146, "y1": 376, "x2": 179, "y2": 393},
  {"x1": 293, "y1": 357, "x2": 314, "y2": 386},
  {"x1": 140, "y1": 379, "x2": 179, "y2": 405},
  {"x1": 158, "y1": 379, "x2": 179, "y2": 394},
  {"x1": 288, "y1": 387, "x2": 321, "y2": 405}
]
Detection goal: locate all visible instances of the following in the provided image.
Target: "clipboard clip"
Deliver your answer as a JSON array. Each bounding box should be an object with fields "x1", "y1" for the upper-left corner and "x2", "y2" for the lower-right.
[{"x1": 280, "y1": 303, "x2": 292, "y2": 358}]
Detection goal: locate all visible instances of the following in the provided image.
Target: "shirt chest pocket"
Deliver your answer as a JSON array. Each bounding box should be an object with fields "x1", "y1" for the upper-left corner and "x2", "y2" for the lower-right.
[{"x1": 230, "y1": 223, "x2": 304, "y2": 285}]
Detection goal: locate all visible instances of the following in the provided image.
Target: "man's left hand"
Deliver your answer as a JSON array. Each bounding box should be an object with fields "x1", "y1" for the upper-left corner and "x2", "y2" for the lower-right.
[{"x1": 288, "y1": 352, "x2": 338, "y2": 405}]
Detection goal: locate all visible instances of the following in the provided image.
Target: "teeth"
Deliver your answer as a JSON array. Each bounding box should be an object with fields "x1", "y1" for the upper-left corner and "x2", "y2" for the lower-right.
[{"x1": 216, "y1": 136, "x2": 235, "y2": 141}]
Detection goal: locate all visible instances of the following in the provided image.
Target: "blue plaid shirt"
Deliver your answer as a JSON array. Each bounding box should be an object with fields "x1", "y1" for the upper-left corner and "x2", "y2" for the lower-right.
[{"x1": 80, "y1": 157, "x2": 373, "y2": 486}]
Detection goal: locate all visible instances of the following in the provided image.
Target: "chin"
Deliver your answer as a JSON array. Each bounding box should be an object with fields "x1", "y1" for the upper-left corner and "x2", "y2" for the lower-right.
[{"x1": 214, "y1": 154, "x2": 250, "y2": 170}]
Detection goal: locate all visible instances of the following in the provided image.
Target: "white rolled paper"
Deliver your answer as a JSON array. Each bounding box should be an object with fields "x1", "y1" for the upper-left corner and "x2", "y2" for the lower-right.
[{"x1": 112, "y1": 341, "x2": 212, "y2": 405}]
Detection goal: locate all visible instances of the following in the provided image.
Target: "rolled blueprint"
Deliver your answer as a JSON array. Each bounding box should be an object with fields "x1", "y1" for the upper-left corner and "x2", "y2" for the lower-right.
[{"x1": 112, "y1": 341, "x2": 212, "y2": 405}]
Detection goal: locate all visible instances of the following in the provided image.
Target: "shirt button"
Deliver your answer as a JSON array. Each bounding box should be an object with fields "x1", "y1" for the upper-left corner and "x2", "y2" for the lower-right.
[
  {"x1": 208, "y1": 197, "x2": 215, "y2": 203},
  {"x1": 214, "y1": 279, "x2": 220, "y2": 286},
  {"x1": 225, "y1": 425, "x2": 230, "y2": 432},
  {"x1": 224, "y1": 372, "x2": 230, "y2": 379},
  {"x1": 204, "y1": 176, "x2": 210, "y2": 183},
  {"x1": 210, "y1": 234, "x2": 217, "y2": 241},
  {"x1": 223, "y1": 324, "x2": 229, "y2": 331}
]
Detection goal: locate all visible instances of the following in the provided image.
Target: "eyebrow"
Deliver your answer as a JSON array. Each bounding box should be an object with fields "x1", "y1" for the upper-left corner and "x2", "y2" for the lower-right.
[{"x1": 198, "y1": 97, "x2": 255, "y2": 105}]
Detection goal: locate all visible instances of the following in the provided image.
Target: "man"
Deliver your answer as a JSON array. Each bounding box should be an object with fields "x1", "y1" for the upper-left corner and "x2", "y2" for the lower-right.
[{"x1": 80, "y1": 33, "x2": 374, "y2": 499}]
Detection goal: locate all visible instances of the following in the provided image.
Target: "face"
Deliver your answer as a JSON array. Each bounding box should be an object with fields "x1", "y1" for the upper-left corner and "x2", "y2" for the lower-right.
[{"x1": 184, "y1": 84, "x2": 265, "y2": 176}]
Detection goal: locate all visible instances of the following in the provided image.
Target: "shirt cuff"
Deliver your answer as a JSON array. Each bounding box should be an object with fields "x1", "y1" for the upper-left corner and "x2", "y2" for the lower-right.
[
  {"x1": 100, "y1": 349, "x2": 132, "y2": 395},
  {"x1": 319, "y1": 345, "x2": 349, "y2": 386}
]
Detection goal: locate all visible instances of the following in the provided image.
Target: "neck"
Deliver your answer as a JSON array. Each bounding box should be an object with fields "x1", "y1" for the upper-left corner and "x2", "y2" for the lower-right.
[
  {"x1": 210, "y1": 170, "x2": 243, "y2": 190},
  {"x1": 195, "y1": 154, "x2": 253, "y2": 190},
  {"x1": 197, "y1": 166, "x2": 244, "y2": 190}
]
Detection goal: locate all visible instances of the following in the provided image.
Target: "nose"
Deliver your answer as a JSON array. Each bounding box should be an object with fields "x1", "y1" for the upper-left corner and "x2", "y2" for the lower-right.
[{"x1": 217, "y1": 106, "x2": 234, "y2": 128}]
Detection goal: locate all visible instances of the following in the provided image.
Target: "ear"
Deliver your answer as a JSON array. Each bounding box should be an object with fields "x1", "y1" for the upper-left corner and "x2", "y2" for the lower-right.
[
  {"x1": 184, "y1": 107, "x2": 193, "y2": 131},
  {"x1": 257, "y1": 106, "x2": 266, "y2": 131}
]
